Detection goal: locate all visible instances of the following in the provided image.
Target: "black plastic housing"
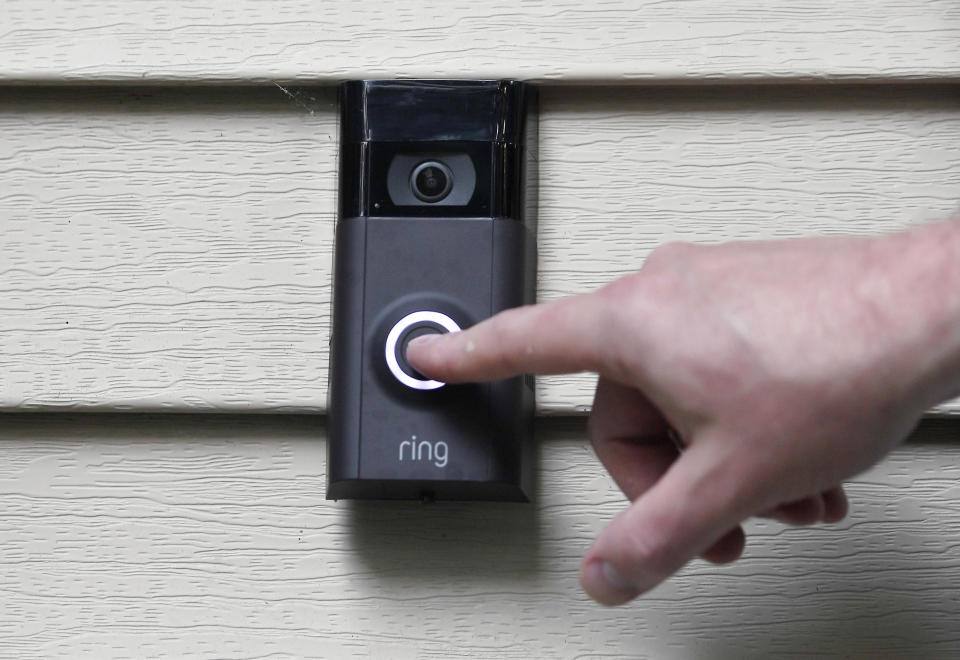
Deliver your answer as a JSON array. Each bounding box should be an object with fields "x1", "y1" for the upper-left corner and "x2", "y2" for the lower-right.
[{"x1": 327, "y1": 80, "x2": 538, "y2": 501}]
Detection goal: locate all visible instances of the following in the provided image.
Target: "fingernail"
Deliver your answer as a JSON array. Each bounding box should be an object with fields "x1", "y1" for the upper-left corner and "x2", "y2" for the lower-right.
[
  {"x1": 407, "y1": 334, "x2": 439, "y2": 351},
  {"x1": 600, "y1": 562, "x2": 638, "y2": 593},
  {"x1": 583, "y1": 560, "x2": 640, "y2": 605}
]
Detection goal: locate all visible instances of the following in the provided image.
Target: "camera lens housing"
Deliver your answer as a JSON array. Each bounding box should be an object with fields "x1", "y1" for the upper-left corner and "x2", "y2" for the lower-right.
[
  {"x1": 410, "y1": 161, "x2": 453, "y2": 202},
  {"x1": 383, "y1": 152, "x2": 477, "y2": 210}
]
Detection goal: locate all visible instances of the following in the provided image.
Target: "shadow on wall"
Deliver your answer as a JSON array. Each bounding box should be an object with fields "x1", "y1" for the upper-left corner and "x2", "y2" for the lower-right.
[
  {"x1": 347, "y1": 498, "x2": 542, "y2": 590},
  {"x1": 542, "y1": 82, "x2": 960, "y2": 115},
  {"x1": 341, "y1": 421, "x2": 628, "y2": 592},
  {"x1": 2, "y1": 82, "x2": 957, "y2": 122},
  {"x1": 649, "y1": 553, "x2": 960, "y2": 659},
  {"x1": 345, "y1": 438, "x2": 546, "y2": 590}
]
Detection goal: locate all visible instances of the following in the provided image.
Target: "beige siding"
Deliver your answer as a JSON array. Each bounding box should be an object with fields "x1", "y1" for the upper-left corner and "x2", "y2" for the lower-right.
[
  {"x1": 2, "y1": 86, "x2": 959, "y2": 413},
  {"x1": 1, "y1": 1, "x2": 958, "y2": 83},
  {"x1": 0, "y1": 415, "x2": 955, "y2": 659},
  {"x1": 3, "y1": 3, "x2": 960, "y2": 657}
]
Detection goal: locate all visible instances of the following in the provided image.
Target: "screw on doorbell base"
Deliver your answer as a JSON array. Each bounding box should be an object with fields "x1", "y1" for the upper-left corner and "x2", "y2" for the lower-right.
[{"x1": 385, "y1": 311, "x2": 460, "y2": 390}]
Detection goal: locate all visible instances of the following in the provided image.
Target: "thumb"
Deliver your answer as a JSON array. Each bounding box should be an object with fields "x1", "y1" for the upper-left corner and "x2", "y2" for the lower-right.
[{"x1": 581, "y1": 437, "x2": 756, "y2": 605}]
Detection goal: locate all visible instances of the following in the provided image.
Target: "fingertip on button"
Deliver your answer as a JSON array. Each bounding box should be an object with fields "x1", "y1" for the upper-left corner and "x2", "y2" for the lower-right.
[
  {"x1": 406, "y1": 333, "x2": 440, "y2": 351},
  {"x1": 385, "y1": 311, "x2": 460, "y2": 390},
  {"x1": 398, "y1": 326, "x2": 441, "y2": 380},
  {"x1": 404, "y1": 333, "x2": 440, "y2": 371}
]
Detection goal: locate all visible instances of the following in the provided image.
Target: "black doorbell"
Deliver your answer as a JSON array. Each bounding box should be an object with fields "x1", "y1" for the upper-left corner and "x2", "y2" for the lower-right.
[{"x1": 327, "y1": 80, "x2": 538, "y2": 501}]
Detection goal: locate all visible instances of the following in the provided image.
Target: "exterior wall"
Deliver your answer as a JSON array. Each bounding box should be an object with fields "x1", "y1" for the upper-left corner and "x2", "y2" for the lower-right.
[
  {"x1": 0, "y1": 416, "x2": 956, "y2": 658},
  {"x1": 2, "y1": 86, "x2": 958, "y2": 413},
  {"x1": 2, "y1": 1, "x2": 958, "y2": 83}
]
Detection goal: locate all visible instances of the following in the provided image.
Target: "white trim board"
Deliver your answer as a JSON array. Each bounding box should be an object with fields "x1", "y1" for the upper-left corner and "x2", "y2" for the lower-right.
[
  {"x1": 0, "y1": 414, "x2": 956, "y2": 658},
  {"x1": 2, "y1": 85, "x2": 959, "y2": 413},
  {"x1": 1, "y1": 1, "x2": 958, "y2": 84}
]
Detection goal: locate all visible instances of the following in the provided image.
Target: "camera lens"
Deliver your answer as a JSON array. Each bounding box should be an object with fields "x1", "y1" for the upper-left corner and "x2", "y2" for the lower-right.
[{"x1": 411, "y1": 161, "x2": 454, "y2": 203}]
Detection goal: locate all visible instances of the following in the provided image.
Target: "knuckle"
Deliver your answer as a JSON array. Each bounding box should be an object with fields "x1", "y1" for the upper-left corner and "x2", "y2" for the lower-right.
[
  {"x1": 598, "y1": 271, "x2": 643, "y2": 305},
  {"x1": 644, "y1": 241, "x2": 698, "y2": 270},
  {"x1": 591, "y1": 274, "x2": 651, "y2": 375},
  {"x1": 620, "y1": 521, "x2": 677, "y2": 578},
  {"x1": 594, "y1": 274, "x2": 644, "y2": 327},
  {"x1": 586, "y1": 413, "x2": 605, "y2": 448},
  {"x1": 598, "y1": 266, "x2": 665, "y2": 316}
]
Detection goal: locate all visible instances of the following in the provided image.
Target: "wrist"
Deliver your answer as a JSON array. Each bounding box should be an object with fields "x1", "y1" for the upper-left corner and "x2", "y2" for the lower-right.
[{"x1": 876, "y1": 219, "x2": 960, "y2": 411}]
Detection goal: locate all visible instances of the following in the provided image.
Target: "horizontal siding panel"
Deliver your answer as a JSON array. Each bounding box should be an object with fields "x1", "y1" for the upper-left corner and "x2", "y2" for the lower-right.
[
  {"x1": 1, "y1": 85, "x2": 959, "y2": 412},
  {"x1": 0, "y1": 415, "x2": 955, "y2": 658},
  {"x1": 0, "y1": 1, "x2": 958, "y2": 83}
]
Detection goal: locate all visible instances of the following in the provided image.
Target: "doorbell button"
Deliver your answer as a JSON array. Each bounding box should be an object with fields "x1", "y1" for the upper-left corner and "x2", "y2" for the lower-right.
[{"x1": 385, "y1": 311, "x2": 461, "y2": 390}]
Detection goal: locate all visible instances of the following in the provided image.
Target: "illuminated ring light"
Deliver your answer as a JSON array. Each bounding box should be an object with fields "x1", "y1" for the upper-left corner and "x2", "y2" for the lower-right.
[{"x1": 384, "y1": 310, "x2": 461, "y2": 390}]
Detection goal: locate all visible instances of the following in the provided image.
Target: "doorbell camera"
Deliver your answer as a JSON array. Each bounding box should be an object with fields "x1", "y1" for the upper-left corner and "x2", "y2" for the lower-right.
[
  {"x1": 327, "y1": 80, "x2": 538, "y2": 502},
  {"x1": 388, "y1": 154, "x2": 476, "y2": 206}
]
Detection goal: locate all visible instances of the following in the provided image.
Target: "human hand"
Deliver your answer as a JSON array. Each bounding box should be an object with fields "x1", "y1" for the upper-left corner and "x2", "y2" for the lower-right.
[{"x1": 407, "y1": 222, "x2": 960, "y2": 605}]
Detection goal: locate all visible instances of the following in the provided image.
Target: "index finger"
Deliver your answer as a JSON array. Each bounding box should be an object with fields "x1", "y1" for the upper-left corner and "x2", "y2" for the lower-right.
[{"x1": 405, "y1": 292, "x2": 611, "y2": 383}]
